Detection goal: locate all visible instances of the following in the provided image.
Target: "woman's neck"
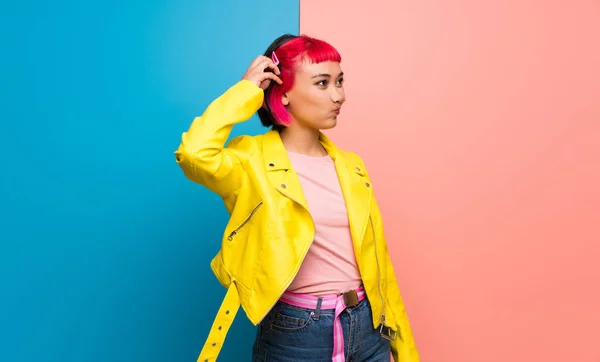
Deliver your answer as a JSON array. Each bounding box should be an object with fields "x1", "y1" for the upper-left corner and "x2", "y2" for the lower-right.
[{"x1": 279, "y1": 126, "x2": 327, "y2": 157}]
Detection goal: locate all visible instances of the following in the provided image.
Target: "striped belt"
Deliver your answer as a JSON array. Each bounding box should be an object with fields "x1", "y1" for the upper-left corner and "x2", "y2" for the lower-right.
[{"x1": 279, "y1": 287, "x2": 366, "y2": 362}]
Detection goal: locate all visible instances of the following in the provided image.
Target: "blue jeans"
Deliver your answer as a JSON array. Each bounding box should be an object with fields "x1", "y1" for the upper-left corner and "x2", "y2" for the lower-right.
[{"x1": 252, "y1": 296, "x2": 391, "y2": 361}]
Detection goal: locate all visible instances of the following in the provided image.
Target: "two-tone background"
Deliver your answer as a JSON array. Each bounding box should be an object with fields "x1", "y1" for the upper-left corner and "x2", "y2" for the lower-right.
[{"x1": 1, "y1": 1, "x2": 598, "y2": 361}]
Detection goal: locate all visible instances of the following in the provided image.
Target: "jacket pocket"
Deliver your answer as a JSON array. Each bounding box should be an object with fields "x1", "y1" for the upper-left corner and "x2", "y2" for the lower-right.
[{"x1": 227, "y1": 201, "x2": 263, "y2": 241}]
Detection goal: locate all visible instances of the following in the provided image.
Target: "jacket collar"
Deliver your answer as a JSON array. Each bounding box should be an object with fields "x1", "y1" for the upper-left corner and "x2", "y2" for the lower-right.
[{"x1": 262, "y1": 128, "x2": 340, "y2": 171}]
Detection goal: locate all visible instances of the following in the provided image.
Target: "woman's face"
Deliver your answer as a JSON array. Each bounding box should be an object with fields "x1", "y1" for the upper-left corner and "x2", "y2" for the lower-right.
[{"x1": 282, "y1": 60, "x2": 345, "y2": 131}]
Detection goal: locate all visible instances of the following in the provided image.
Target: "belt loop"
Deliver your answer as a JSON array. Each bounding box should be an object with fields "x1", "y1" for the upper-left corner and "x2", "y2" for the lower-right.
[{"x1": 313, "y1": 297, "x2": 323, "y2": 320}]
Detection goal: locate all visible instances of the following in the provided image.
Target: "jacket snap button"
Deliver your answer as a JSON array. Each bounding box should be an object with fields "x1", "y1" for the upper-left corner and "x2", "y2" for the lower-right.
[
  {"x1": 366, "y1": 182, "x2": 370, "y2": 187},
  {"x1": 269, "y1": 163, "x2": 274, "y2": 167},
  {"x1": 356, "y1": 167, "x2": 361, "y2": 171},
  {"x1": 225, "y1": 310, "x2": 229, "y2": 314},
  {"x1": 281, "y1": 184, "x2": 286, "y2": 189}
]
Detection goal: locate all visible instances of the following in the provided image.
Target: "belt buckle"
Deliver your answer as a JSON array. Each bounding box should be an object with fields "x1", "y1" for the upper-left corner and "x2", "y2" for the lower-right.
[
  {"x1": 379, "y1": 324, "x2": 398, "y2": 341},
  {"x1": 343, "y1": 289, "x2": 359, "y2": 307}
]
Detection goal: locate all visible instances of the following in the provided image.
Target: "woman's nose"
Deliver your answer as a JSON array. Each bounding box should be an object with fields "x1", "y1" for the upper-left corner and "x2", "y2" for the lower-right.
[{"x1": 331, "y1": 88, "x2": 345, "y2": 104}]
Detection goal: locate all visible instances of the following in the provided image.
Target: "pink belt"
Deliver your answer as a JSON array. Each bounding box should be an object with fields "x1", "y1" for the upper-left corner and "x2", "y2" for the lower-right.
[{"x1": 279, "y1": 287, "x2": 366, "y2": 362}]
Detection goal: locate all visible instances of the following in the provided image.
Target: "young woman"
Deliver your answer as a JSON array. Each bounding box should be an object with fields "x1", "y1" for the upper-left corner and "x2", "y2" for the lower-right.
[{"x1": 175, "y1": 34, "x2": 419, "y2": 362}]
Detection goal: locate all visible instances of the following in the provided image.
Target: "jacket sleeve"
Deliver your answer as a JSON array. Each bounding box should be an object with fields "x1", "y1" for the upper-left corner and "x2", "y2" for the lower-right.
[
  {"x1": 174, "y1": 80, "x2": 264, "y2": 198},
  {"x1": 352, "y1": 151, "x2": 420, "y2": 362}
]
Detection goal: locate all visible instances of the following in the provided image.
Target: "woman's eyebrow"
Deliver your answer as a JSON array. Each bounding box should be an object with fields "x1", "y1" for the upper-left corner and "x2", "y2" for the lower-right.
[{"x1": 311, "y1": 71, "x2": 344, "y2": 79}]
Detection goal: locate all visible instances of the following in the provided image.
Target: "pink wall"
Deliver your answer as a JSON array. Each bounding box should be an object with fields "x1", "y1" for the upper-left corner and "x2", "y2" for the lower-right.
[{"x1": 301, "y1": 1, "x2": 600, "y2": 361}]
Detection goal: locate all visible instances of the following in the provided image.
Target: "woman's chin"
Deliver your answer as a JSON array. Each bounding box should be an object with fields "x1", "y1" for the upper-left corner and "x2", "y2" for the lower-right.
[{"x1": 318, "y1": 117, "x2": 338, "y2": 130}]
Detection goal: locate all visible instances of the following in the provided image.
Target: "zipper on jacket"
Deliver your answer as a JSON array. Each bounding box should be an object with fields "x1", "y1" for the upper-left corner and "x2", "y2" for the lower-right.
[
  {"x1": 227, "y1": 201, "x2": 263, "y2": 241},
  {"x1": 370, "y1": 214, "x2": 387, "y2": 327}
]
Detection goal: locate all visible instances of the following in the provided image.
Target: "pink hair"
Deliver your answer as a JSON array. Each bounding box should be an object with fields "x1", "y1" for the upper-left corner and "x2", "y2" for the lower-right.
[{"x1": 265, "y1": 35, "x2": 342, "y2": 126}]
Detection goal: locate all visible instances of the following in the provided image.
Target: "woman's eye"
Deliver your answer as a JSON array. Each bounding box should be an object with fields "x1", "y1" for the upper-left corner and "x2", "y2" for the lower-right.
[
  {"x1": 316, "y1": 80, "x2": 328, "y2": 86},
  {"x1": 337, "y1": 78, "x2": 344, "y2": 86}
]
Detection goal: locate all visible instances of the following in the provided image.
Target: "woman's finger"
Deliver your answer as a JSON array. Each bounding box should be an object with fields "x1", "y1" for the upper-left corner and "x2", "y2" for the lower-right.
[
  {"x1": 249, "y1": 55, "x2": 265, "y2": 67},
  {"x1": 256, "y1": 59, "x2": 280, "y2": 75},
  {"x1": 265, "y1": 60, "x2": 281, "y2": 75},
  {"x1": 262, "y1": 72, "x2": 282, "y2": 85}
]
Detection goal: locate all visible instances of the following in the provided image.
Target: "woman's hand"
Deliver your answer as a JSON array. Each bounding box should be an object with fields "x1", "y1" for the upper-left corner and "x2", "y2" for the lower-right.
[{"x1": 241, "y1": 55, "x2": 282, "y2": 90}]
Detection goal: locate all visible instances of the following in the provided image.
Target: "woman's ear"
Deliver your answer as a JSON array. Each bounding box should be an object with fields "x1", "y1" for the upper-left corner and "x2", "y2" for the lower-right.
[{"x1": 281, "y1": 92, "x2": 290, "y2": 106}]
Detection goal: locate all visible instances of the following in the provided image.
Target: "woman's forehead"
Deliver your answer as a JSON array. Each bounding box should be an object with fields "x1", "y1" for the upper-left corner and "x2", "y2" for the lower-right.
[{"x1": 296, "y1": 61, "x2": 343, "y2": 77}]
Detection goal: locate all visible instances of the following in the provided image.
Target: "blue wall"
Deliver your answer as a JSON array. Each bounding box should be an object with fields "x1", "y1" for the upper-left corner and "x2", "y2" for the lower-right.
[{"x1": 0, "y1": 1, "x2": 298, "y2": 361}]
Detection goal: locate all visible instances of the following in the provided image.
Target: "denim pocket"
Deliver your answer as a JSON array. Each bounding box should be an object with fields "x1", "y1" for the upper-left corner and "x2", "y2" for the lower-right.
[{"x1": 268, "y1": 303, "x2": 314, "y2": 333}]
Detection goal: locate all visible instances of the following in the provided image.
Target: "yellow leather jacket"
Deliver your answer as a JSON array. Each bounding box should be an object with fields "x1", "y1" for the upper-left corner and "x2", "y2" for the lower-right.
[{"x1": 175, "y1": 80, "x2": 419, "y2": 362}]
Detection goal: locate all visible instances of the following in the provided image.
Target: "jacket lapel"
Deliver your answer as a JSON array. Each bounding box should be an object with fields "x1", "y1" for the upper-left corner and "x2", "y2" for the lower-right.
[
  {"x1": 261, "y1": 129, "x2": 372, "y2": 254},
  {"x1": 320, "y1": 133, "x2": 373, "y2": 258},
  {"x1": 262, "y1": 130, "x2": 310, "y2": 211}
]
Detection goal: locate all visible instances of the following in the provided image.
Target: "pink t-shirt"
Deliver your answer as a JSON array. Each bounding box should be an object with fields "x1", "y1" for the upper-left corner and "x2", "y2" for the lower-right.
[{"x1": 286, "y1": 151, "x2": 363, "y2": 297}]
